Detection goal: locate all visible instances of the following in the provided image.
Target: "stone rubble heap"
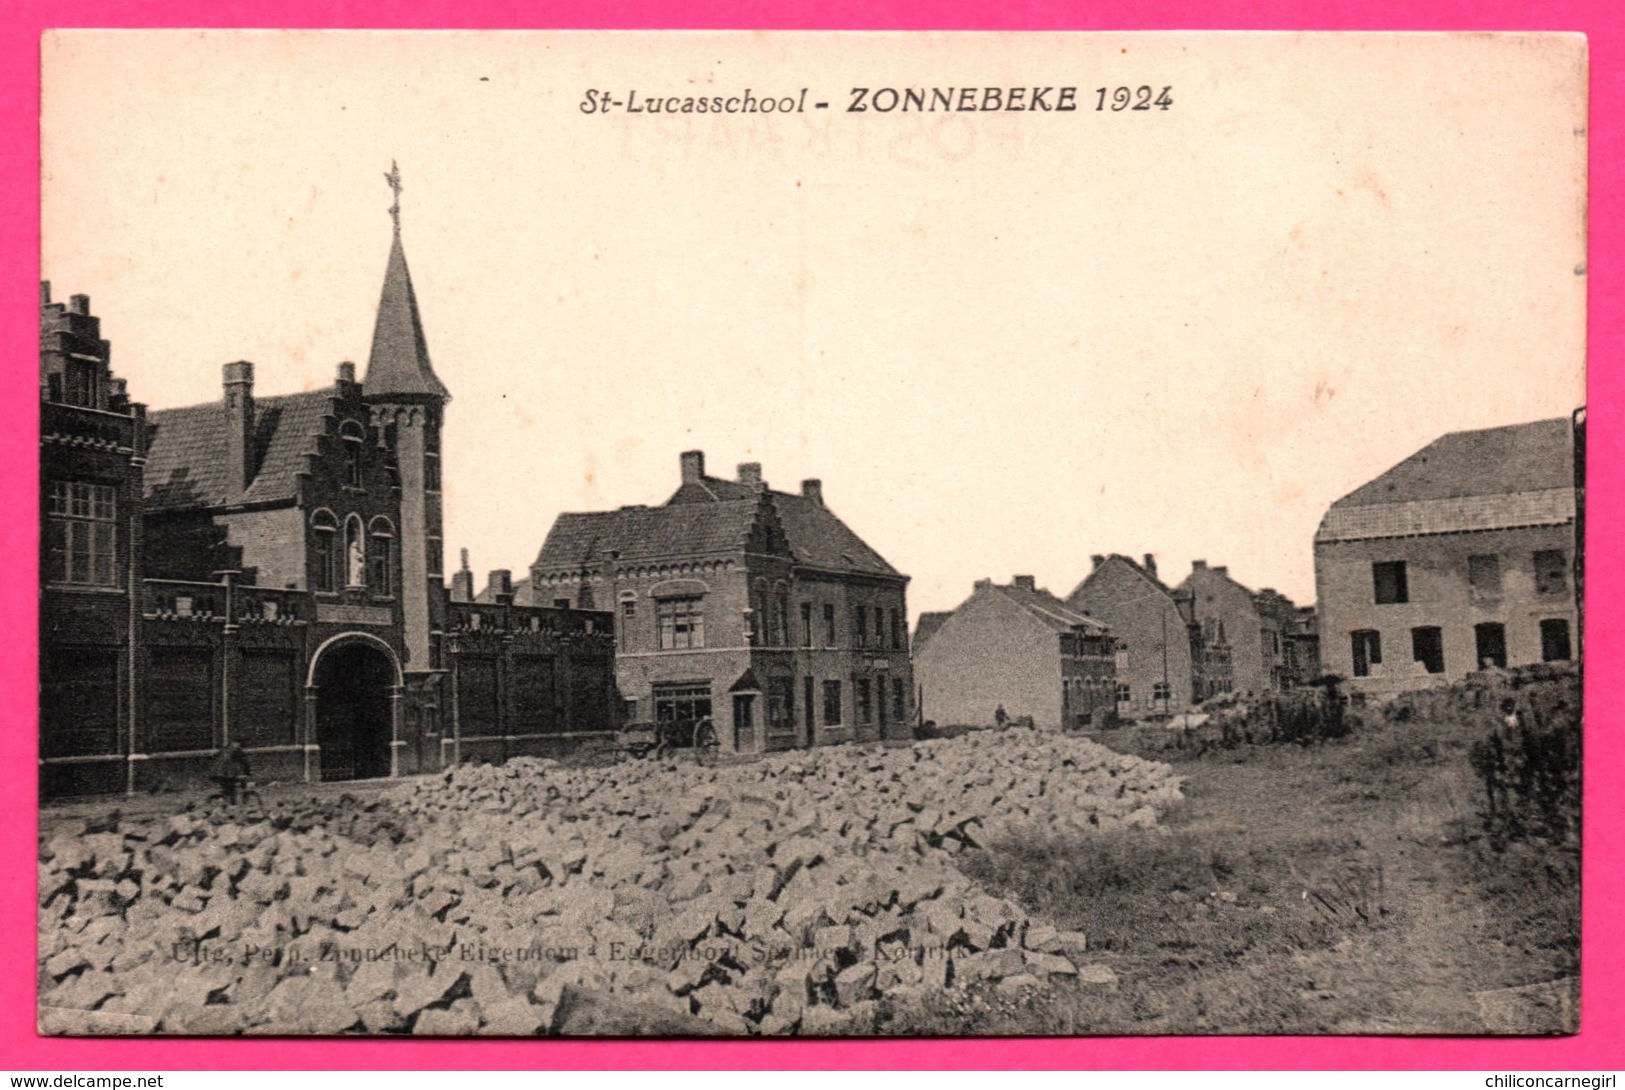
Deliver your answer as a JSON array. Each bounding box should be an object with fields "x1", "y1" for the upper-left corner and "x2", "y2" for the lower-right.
[{"x1": 39, "y1": 733, "x2": 1181, "y2": 1035}]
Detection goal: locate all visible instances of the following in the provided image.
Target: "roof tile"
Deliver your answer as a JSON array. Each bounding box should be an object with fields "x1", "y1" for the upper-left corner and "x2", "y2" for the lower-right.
[{"x1": 144, "y1": 389, "x2": 335, "y2": 509}]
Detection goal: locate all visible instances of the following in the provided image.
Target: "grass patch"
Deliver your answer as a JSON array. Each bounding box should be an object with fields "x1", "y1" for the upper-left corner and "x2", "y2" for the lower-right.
[{"x1": 911, "y1": 671, "x2": 1581, "y2": 1034}]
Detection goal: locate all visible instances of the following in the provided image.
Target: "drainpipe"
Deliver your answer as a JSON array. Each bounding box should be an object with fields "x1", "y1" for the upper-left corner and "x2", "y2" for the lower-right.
[
  {"x1": 126, "y1": 410, "x2": 146, "y2": 796},
  {"x1": 216, "y1": 570, "x2": 240, "y2": 749}
]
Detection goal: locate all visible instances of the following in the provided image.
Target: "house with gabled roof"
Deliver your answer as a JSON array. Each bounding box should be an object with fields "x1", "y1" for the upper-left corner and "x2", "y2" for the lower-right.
[
  {"x1": 1175, "y1": 561, "x2": 1309, "y2": 696},
  {"x1": 914, "y1": 576, "x2": 1117, "y2": 731},
  {"x1": 1314, "y1": 416, "x2": 1581, "y2": 695},
  {"x1": 1066, "y1": 553, "x2": 1233, "y2": 720},
  {"x1": 532, "y1": 451, "x2": 913, "y2": 754}
]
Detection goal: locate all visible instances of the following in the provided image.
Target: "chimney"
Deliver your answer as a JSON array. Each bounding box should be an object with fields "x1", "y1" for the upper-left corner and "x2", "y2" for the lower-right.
[
  {"x1": 488, "y1": 569, "x2": 514, "y2": 605},
  {"x1": 1192, "y1": 559, "x2": 1207, "y2": 571},
  {"x1": 680, "y1": 450, "x2": 705, "y2": 484},
  {"x1": 1214, "y1": 565, "x2": 1229, "y2": 577},
  {"x1": 737, "y1": 462, "x2": 764, "y2": 490},
  {"x1": 801, "y1": 479, "x2": 824, "y2": 506},
  {"x1": 222, "y1": 361, "x2": 256, "y2": 493},
  {"x1": 974, "y1": 578, "x2": 993, "y2": 589},
  {"x1": 1143, "y1": 554, "x2": 1159, "y2": 578},
  {"x1": 337, "y1": 360, "x2": 357, "y2": 385},
  {"x1": 69, "y1": 293, "x2": 90, "y2": 316},
  {"x1": 39, "y1": 282, "x2": 50, "y2": 306},
  {"x1": 1091, "y1": 554, "x2": 1105, "y2": 570},
  {"x1": 450, "y1": 549, "x2": 474, "y2": 602},
  {"x1": 1013, "y1": 575, "x2": 1036, "y2": 592}
]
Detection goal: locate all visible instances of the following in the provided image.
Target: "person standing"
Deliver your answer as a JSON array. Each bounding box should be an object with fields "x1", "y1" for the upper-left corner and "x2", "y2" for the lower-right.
[{"x1": 209, "y1": 742, "x2": 252, "y2": 804}]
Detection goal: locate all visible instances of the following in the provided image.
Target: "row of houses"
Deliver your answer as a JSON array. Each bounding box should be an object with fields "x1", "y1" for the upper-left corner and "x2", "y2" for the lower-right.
[
  {"x1": 912, "y1": 557, "x2": 1321, "y2": 732},
  {"x1": 39, "y1": 188, "x2": 1583, "y2": 796},
  {"x1": 911, "y1": 412, "x2": 1583, "y2": 731}
]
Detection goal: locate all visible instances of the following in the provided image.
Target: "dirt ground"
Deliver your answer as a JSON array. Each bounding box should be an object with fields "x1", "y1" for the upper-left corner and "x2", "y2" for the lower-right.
[{"x1": 917, "y1": 704, "x2": 1580, "y2": 1036}]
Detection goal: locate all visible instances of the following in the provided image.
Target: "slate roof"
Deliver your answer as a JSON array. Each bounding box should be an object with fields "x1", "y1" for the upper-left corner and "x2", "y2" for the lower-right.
[
  {"x1": 668, "y1": 477, "x2": 901, "y2": 578},
  {"x1": 912, "y1": 611, "x2": 953, "y2": 652},
  {"x1": 1332, "y1": 418, "x2": 1574, "y2": 508},
  {"x1": 534, "y1": 500, "x2": 765, "y2": 572},
  {"x1": 144, "y1": 389, "x2": 336, "y2": 510},
  {"x1": 991, "y1": 582, "x2": 1110, "y2": 633},
  {"x1": 1070, "y1": 554, "x2": 1179, "y2": 603},
  {"x1": 364, "y1": 230, "x2": 448, "y2": 401},
  {"x1": 1068, "y1": 554, "x2": 1197, "y2": 627}
]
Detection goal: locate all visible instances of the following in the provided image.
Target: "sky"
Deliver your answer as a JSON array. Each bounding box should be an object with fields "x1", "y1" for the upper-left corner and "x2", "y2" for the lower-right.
[{"x1": 41, "y1": 31, "x2": 1587, "y2": 619}]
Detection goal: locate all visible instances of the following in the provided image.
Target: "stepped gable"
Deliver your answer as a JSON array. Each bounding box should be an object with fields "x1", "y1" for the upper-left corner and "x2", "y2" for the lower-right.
[{"x1": 668, "y1": 473, "x2": 899, "y2": 578}]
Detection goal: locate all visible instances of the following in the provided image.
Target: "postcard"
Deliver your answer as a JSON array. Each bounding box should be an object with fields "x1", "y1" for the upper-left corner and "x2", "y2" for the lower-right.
[{"x1": 37, "y1": 30, "x2": 1585, "y2": 1036}]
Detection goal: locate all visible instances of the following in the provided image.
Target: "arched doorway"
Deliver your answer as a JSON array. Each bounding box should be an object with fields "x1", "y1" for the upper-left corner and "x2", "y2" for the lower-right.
[{"x1": 311, "y1": 638, "x2": 397, "y2": 781}]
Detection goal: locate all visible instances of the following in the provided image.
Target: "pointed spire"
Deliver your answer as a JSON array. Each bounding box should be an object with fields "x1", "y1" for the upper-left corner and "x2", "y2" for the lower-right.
[{"x1": 363, "y1": 164, "x2": 449, "y2": 402}]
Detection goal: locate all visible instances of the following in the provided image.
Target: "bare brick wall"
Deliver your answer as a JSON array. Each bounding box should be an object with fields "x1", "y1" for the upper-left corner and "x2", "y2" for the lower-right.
[
  {"x1": 916, "y1": 588, "x2": 1062, "y2": 728},
  {"x1": 1315, "y1": 522, "x2": 1579, "y2": 694},
  {"x1": 218, "y1": 507, "x2": 306, "y2": 589},
  {"x1": 1183, "y1": 565, "x2": 1279, "y2": 696},
  {"x1": 1069, "y1": 559, "x2": 1194, "y2": 719}
]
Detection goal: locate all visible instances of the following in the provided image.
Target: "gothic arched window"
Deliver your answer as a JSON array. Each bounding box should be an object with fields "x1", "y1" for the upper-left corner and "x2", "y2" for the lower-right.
[
  {"x1": 368, "y1": 516, "x2": 395, "y2": 596},
  {"x1": 311, "y1": 509, "x2": 340, "y2": 592},
  {"x1": 340, "y1": 420, "x2": 366, "y2": 488}
]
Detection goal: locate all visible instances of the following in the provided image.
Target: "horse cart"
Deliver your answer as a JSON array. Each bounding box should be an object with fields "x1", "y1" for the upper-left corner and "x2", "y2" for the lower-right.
[{"x1": 616, "y1": 717, "x2": 721, "y2": 763}]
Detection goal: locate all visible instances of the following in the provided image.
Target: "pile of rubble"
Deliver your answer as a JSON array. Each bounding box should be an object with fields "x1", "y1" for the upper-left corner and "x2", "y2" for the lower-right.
[{"x1": 39, "y1": 733, "x2": 1181, "y2": 1035}]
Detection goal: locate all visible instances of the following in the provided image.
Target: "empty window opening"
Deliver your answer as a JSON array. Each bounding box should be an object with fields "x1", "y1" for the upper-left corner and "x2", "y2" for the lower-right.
[
  {"x1": 1475, "y1": 622, "x2": 1508, "y2": 670},
  {"x1": 1351, "y1": 629, "x2": 1383, "y2": 677},
  {"x1": 822, "y1": 680, "x2": 843, "y2": 726},
  {"x1": 1468, "y1": 554, "x2": 1502, "y2": 598},
  {"x1": 1411, "y1": 626, "x2": 1445, "y2": 674},
  {"x1": 1373, "y1": 561, "x2": 1409, "y2": 605},
  {"x1": 1534, "y1": 550, "x2": 1570, "y2": 597},
  {"x1": 1541, "y1": 618, "x2": 1573, "y2": 662}
]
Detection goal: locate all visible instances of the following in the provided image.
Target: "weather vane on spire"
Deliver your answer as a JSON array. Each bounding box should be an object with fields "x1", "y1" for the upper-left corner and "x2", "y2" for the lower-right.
[{"x1": 385, "y1": 159, "x2": 403, "y2": 231}]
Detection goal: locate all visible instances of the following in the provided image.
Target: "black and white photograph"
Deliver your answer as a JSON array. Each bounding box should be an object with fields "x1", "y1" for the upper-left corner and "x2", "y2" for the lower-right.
[{"x1": 37, "y1": 30, "x2": 1586, "y2": 1037}]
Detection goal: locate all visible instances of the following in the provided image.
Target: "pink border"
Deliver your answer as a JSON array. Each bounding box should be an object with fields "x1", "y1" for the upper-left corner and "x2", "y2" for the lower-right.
[{"x1": 4, "y1": 1, "x2": 1618, "y2": 1071}]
